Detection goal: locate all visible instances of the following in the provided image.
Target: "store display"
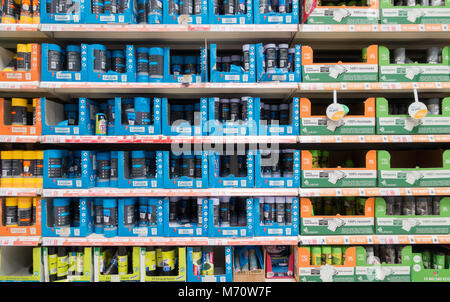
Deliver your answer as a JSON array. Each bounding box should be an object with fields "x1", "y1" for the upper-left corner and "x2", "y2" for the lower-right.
[
  {"x1": 253, "y1": 0, "x2": 299, "y2": 23},
  {"x1": 255, "y1": 149, "x2": 300, "y2": 188},
  {"x1": 380, "y1": 0, "x2": 450, "y2": 24},
  {"x1": 1, "y1": 150, "x2": 43, "y2": 188},
  {"x1": 208, "y1": 0, "x2": 252, "y2": 24},
  {"x1": 253, "y1": 197, "x2": 299, "y2": 236},
  {"x1": 210, "y1": 43, "x2": 256, "y2": 82},
  {"x1": 187, "y1": 246, "x2": 233, "y2": 281},
  {"x1": 164, "y1": 197, "x2": 207, "y2": 237},
  {"x1": 143, "y1": 246, "x2": 186, "y2": 281},
  {"x1": 256, "y1": 43, "x2": 301, "y2": 82},
  {"x1": 0, "y1": 43, "x2": 40, "y2": 81},
  {"x1": 208, "y1": 197, "x2": 253, "y2": 237}
]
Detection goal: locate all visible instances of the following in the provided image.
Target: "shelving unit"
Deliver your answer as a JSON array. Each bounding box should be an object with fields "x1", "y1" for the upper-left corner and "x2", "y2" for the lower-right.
[{"x1": 1, "y1": 6, "x2": 449, "y2": 282}]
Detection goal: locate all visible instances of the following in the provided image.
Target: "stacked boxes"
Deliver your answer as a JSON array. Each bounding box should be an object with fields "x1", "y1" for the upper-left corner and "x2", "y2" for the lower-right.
[
  {"x1": 257, "y1": 98, "x2": 299, "y2": 136},
  {"x1": 305, "y1": 0, "x2": 379, "y2": 24},
  {"x1": 164, "y1": 197, "x2": 208, "y2": 237},
  {"x1": 0, "y1": 98, "x2": 42, "y2": 136},
  {"x1": 253, "y1": 0, "x2": 299, "y2": 24},
  {"x1": 209, "y1": 44, "x2": 256, "y2": 83},
  {"x1": 209, "y1": 151, "x2": 254, "y2": 188},
  {"x1": 141, "y1": 247, "x2": 187, "y2": 281},
  {"x1": 41, "y1": 44, "x2": 88, "y2": 82},
  {"x1": 0, "y1": 197, "x2": 41, "y2": 236},
  {"x1": 380, "y1": 0, "x2": 450, "y2": 24},
  {"x1": 83, "y1": 0, "x2": 137, "y2": 23}
]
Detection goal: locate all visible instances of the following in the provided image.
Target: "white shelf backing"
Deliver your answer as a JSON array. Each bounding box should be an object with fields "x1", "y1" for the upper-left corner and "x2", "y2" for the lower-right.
[
  {"x1": 41, "y1": 188, "x2": 300, "y2": 197},
  {"x1": 41, "y1": 235, "x2": 298, "y2": 246},
  {"x1": 40, "y1": 135, "x2": 298, "y2": 144},
  {"x1": 299, "y1": 235, "x2": 450, "y2": 245},
  {"x1": 0, "y1": 236, "x2": 41, "y2": 246}
]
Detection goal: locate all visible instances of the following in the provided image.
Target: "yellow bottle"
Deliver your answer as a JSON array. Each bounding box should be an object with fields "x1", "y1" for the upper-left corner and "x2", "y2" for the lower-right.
[
  {"x1": 12, "y1": 150, "x2": 24, "y2": 188},
  {"x1": 17, "y1": 197, "x2": 32, "y2": 226},
  {"x1": 5, "y1": 197, "x2": 18, "y2": 226},
  {"x1": 1, "y1": 151, "x2": 14, "y2": 187}
]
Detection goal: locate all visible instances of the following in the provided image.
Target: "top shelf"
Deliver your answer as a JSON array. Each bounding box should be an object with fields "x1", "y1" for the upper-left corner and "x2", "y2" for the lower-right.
[{"x1": 1, "y1": 24, "x2": 449, "y2": 43}]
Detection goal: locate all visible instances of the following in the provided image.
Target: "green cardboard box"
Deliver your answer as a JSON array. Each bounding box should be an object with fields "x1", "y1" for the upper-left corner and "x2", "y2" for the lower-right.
[
  {"x1": 412, "y1": 250, "x2": 450, "y2": 282},
  {"x1": 301, "y1": 150, "x2": 378, "y2": 188},
  {"x1": 378, "y1": 150, "x2": 450, "y2": 187},
  {"x1": 0, "y1": 247, "x2": 43, "y2": 282},
  {"x1": 379, "y1": 46, "x2": 450, "y2": 82},
  {"x1": 355, "y1": 246, "x2": 412, "y2": 282},
  {"x1": 302, "y1": 45, "x2": 379, "y2": 83},
  {"x1": 300, "y1": 98, "x2": 376, "y2": 135},
  {"x1": 375, "y1": 197, "x2": 450, "y2": 234},
  {"x1": 142, "y1": 247, "x2": 186, "y2": 282},
  {"x1": 94, "y1": 247, "x2": 140, "y2": 282},
  {"x1": 300, "y1": 198, "x2": 375, "y2": 235},
  {"x1": 376, "y1": 97, "x2": 450, "y2": 134},
  {"x1": 306, "y1": 0, "x2": 379, "y2": 24},
  {"x1": 43, "y1": 247, "x2": 93, "y2": 282},
  {"x1": 294, "y1": 246, "x2": 356, "y2": 282},
  {"x1": 380, "y1": 0, "x2": 450, "y2": 24}
]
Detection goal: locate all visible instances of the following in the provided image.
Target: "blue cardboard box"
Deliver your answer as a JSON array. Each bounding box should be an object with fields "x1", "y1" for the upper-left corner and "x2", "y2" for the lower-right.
[
  {"x1": 86, "y1": 44, "x2": 136, "y2": 82},
  {"x1": 207, "y1": 197, "x2": 254, "y2": 237},
  {"x1": 113, "y1": 97, "x2": 162, "y2": 136},
  {"x1": 163, "y1": 197, "x2": 208, "y2": 237},
  {"x1": 40, "y1": 0, "x2": 85, "y2": 23},
  {"x1": 163, "y1": 151, "x2": 209, "y2": 189},
  {"x1": 208, "y1": 151, "x2": 254, "y2": 188},
  {"x1": 187, "y1": 247, "x2": 233, "y2": 282},
  {"x1": 41, "y1": 44, "x2": 88, "y2": 82},
  {"x1": 118, "y1": 198, "x2": 164, "y2": 236},
  {"x1": 256, "y1": 44, "x2": 301, "y2": 82},
  {"x1": 83, "y1": 0, "x2": 137, "y2": 23},
  {"x1": 207, "y1": 97, "x2": 259, "y2": 136},
  {"x1": 257, "y1": 97, "x2": 300, "y2": 136},
  {"x1": 162, "y1": 98, "x2": 208, "y2": 136},
  {"x1": 209, "y1": 44, "x2": 256, "y2": 83},
  {"x1": 43, "y1": 150, "x2": 96, "y2": 189},
  {"x1": 253, "y1": 0, "x2": 299, "y2": 24},
  {"x1": 163, "y1": 0, "x2": 208, "y2": 24},
  {"x1": 208, "y1": 0, "x2": 253, "y2": 24},
  {"x1": 117, "y1": 151, "x2": 164, "y2": 188},
  {"x1": 253, "y1": 197, "x2": 299, "y2": 236},
  {"x1": 254, "y1": 149, "x2": 300, "y2": 188},
  {"x1": 41, "y1": 98, "x2": 98, "y2": 135},
  {"x1": 164, "y1": 47, "x2": 207, "y2": 83},
  {"x1": 41, "y1": 198, "x2": 94, "y2": 237}
]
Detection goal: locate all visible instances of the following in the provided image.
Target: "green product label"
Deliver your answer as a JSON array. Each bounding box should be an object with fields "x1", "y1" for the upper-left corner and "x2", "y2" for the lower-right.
[
  {"x1": 118, "y1": 255, "x2": 128, "y2": 275},
  {"x1": 57, "y1": 256, "x2": 68, "y2": 278},
  {"x1": 146, "y1": 251, "x2": 156, "y2": 271}
]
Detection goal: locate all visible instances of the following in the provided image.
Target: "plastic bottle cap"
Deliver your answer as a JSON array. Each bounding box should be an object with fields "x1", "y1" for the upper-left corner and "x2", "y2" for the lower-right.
[
  {"x1": 230, "y1": 98, "x2": 240, "y2": 103},
  {"x1": 220, "y1": 99, "x2": 230, "y2": 104},
  {"x1": 278, "y1": 44, "x2": 289, "y2": 49},
  {"x1": 285, "y1": 197, "x2": 294, "y2": 204},
  {"x1": 242, "y1": 44, "x2": 250, "y2": 52},
  {"x1": 264, "y1": 44, "x2": 277, "y2": 51}
]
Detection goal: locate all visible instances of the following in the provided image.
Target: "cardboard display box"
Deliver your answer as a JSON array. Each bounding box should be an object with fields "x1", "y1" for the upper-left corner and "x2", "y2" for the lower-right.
[
  {"x1": 209, "y1": 151, "x2": 254, "y2": 188},
  {"x1": 300, "y1": 198, "x2": 375, "y2": 235},
  {"x1": 0, "y1": 44, "x2": 40, "y2": 82},
  {"x1": 117, "y1": 151, "x2": 164, "y2": 189},
  {"x1": 294, "y1": 246, "x2": 356, "y2": 282},
  {"x1": 208, "y1": 198, "x2": 254, "y2": 237},
  {"x1": 256, "y1": 44, "x2": 301, "y2": 82},
  {"x1": 163, "y1": 197, "x2": 208, "y2": 237},
  {"x1": 233, "y1": 247, "x2": 266, "y2": 282},
  {"x1": 83, "y1": 0, "x2": 137, "y2": 24},
  {"x1": 253, "y1": 0, "x2": 299, "y2": 24},
  {"x1": 94, "y1": 247, "x2": 140, "y2": 282},
  {"x1": 186, "y1": 246, "x2": 233, "y2": 282},
  {"x1": 0, "y1": 197, "x2": 41, "y2": 236},
  {"x1": 378, "y1": 150, "x2": 450, "y2": 187},
  {"x1": 141, "y1": 247, "x2": 186, "y2": 282},
  {"x1": 0, "y1": 247, "x2": 43, "y2": 282},
  {"x1": 302, "y1": 45, "x2": 378, "y2": 82},
  {"x1": 355, "y1": 245, "x2": 412, "y2": 282},
  {"x1": 411, "y1": 248, "x2": 450, "y2": 282},
  {"x1": 209, "y1": 0, "x2": 253, "y2": 24},
  {"x1": 0, "y1": 98, "x2": 42, "y2": 136},
  {"x1": 300, "y1": 98, "x2": 376, "y2": 135},
  {"x1": 257, "y1": 98, "x2": 299, "y2": 136},
  {"x1": 380, "y1": 0, "x2": 450, "y2": 24},
  {"x1": 254, "y1": 197, "x2": 299, "y2": 236},
  {"x1": 254, "y1": 150, "x2": 301, "y2": 188},
  {"x1": 163, "y1": 0, "x2": 208, "y2": 24},
  {"x1": 163, "y1": 151, "x2": 209, "y2": 189},
  {"x1": 162, "y1": 98, "x2": 208, "y2": 136},
  {"x1": 376, "y1": 97, "x2": 450, "y2": 135},
  {"x1": 209, "y1": 44, "x2": 256, "y2": 83},
  {"x1": 163, "y1": 47, "x2": 207, "y2": 83},
  {"x1": 40, "y1": 0, "x2": 84, "y2": 23},
  {"x1": 118, "y1": 198, "x2": 164, "y2": 237},
  {"x1": 266, "y1": 245, "x2": 294, "y2": 279},
  {"x1": 41, "y1": 98, "x2": 98, "y2": 136},
  {"x1": 43, "y1": 247, "x2": 93, "y2": 282},
  {"x1": 41, "y1": 44, "x2": 88, "y2": 82},
  {"x1": 306, "y1": 0, "x2": 379, "y2": 24},
  {"x1": 301, "y1": 150, "x2": 377, "y2": 188},
  {"x1": 374, "y1": 197, "x2": 450, "y2": 234},
  {"x1": 379, "y1": 46, "x2": 450, "y2": 82}
]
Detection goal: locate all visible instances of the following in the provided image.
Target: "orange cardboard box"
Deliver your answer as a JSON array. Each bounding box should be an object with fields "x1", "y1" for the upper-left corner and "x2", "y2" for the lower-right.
[
  {"x1": 0, "y1": 44, "x2": 40, "y2": 82},
  {"x1": 0, "y1": 97, "x2": 42, "y2": 135},
  {"x1": 0, "y1": 197, "x2": 41, "y2": 236}
]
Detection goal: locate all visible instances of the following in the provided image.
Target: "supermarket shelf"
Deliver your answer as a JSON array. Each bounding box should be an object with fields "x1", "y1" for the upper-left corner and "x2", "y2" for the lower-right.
[
  {"x1": 299, "y1": 135, "x2": 450, "y2": 144},
  {"x1": 0, "y1": 81, "x2": 42, "y2": 92},
  {"x1": 0, "y1": 188, "x2": 41, "y2": 196},
  {"x1": 0, "y1": 135, "x2": 39, "y2": 143},
  {"x1": 41, "y1": 235, "x2": 299, "y2": 246},
  {"x1": 299, "y1": 187, "x2": 450, "y2": 197},
  {"x1": 0, "y1": 236, "x2": 41, "y2": 246},
  {"x1": 298, "y1": 82, "x2": 450, "y2": 93},
  {"x1": 0, "y1": 24, "x2": 48, "y2": 42},
  {"x1": 298, "y1": 24, "x2": 450, "y2": 42},
  {"x1": 40, "y1": 135, "x2": 298, "y2": 144},
  {"x1": 299, "y1": 235, "x2": 450, "y2": 245},
  {"x1": 41, "y1": 188, "x2": 300, "y2": 197},
  {"x1": 40, "y1": 24, "x2": 298, "y2": 43}
]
